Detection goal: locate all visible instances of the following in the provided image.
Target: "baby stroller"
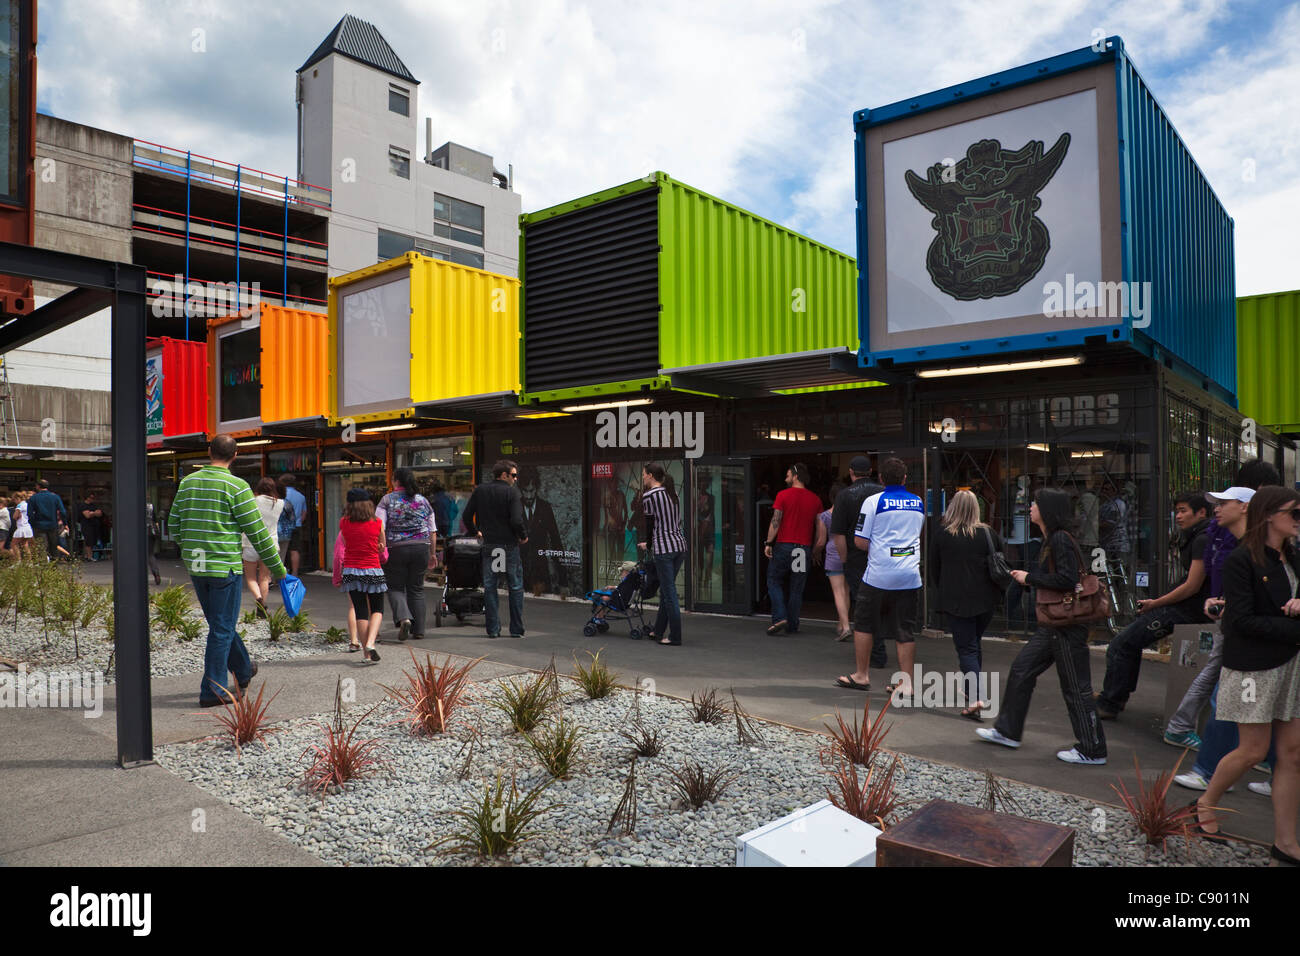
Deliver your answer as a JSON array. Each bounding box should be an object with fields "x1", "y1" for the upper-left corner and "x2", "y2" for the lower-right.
[
  {"x1": 435, "y1": 535, "x2": 486, "y2": 627},
  {"x1": 583, "y1": 560, "x2": 652, "y2": 639}
]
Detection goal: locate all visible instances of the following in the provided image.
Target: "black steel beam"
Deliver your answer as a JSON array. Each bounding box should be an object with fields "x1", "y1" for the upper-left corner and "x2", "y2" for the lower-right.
[
  {"x1": 111, "y1": 280, "x2": 153, "y2": 768},
  {"x1": 0, "y1": 239, "x2": 147, "y2": 294},
  {"x1": 667, "y1": 372, "x2": 770, "y2": 399},
  {"x1": 0, "y1": 286, "x2": 111, "y2": 352}
]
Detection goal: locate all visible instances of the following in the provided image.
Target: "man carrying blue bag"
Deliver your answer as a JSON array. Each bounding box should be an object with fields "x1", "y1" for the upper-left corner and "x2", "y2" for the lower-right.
[{"x1": 170, "y1": 434, "x2": 287, "y2": 707}]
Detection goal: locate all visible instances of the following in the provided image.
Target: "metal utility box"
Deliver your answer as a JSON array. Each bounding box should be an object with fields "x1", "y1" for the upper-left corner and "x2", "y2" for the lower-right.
[
  {"x1": 876, "y1": 799, "x2": 1074, "y2": 867},
  {"x1": 329, "y1": 252, "x2": 521, "y2": 424},
  {"x1": 736, "y1": 799, "x2": 881, "y2": 867},
  {"x1": 1164, "y1": 624, "x2": 1217, "y2": 728},
  {"x1": 854, "y1": 37, "x2": 1236, "y2": 403}
]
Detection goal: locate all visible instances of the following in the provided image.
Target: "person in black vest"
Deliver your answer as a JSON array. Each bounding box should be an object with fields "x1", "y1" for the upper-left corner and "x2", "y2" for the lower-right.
[
  {"x1": 1095, "y1": 490, "x2": 1210, "y2": 720},
  {"x1": 462, "y1": 460, "x2": 529, "y2": 638},
  {"x1": 829, "y1": 456, "x2": 887, "y2": 662},
  {"x1": 930, "y1": 490, "x2": 1005, "y2": 720}
]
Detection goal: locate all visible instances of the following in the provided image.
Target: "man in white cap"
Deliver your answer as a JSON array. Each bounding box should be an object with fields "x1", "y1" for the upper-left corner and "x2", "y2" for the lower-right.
[{"x1": 1095, "y1": 490, "x2": 1212, "y2": 721}]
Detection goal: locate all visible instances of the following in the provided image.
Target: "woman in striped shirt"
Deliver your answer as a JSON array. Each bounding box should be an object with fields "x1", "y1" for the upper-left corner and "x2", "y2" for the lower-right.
[{"x1": 638, "y1": 463, "x2": 688, "y2": 646}]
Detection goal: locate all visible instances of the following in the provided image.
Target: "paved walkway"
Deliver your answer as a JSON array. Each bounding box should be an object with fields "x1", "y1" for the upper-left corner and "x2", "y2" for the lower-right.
[{"x1": 1, "y1": 557, "x2": 1281, "y2": 864}]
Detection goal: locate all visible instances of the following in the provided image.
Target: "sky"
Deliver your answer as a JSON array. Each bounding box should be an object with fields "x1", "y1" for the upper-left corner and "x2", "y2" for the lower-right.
[{"x1": 34, "y1": 0, "x2": 1300, "y2": 297}]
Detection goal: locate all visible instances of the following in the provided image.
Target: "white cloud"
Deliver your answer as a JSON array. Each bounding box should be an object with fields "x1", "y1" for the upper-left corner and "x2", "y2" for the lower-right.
[{"x1": 33, "y1": 0, "x2": 1300, "y2": 295}]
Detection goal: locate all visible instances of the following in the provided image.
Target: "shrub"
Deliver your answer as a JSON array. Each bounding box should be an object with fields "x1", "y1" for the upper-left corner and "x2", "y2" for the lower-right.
[
  {"x1": 301, "y1": 678, "x2": 386, "y2": 796},
  {"x1": 79, "y1": 585, "x2": 111, "y2": 632},
  {"x1": 667, "y1": 761, "x2": 736, "y2": 810},
  {"x1": 266, "y1": 607, "x2": 291, "y2": 642},
  {"x1": 571, "y1": 648, "x2": 618, "y2": 700},
  {"x1": 430, "y1": 771, "x2": 560, "y2": 858},
  {"x1": 1111, "y1": 752, "x2": 1226, "y2": 849},
  {"x1": 240, "y1": 610, "x2": 258, "y2": 626},
  {"x1": 381, "y1": 651, "x2": 481, "y2": 735},
  {"x1": 824, "y1": 697, "x2": 894, "y2": 768},
  {"x1": 607, "y1": 760, "x2": 638, "y2": 836},
  {"x1": 285, "y1": 608, "x2": 313, "y2": 634},
  {"x1": 150, "y1": 585, "x2": 191, "y2": 635},
  {"x1": 823, "y1": 748, "x2": 903, "y2": 828},
  {"x1": 521, "y1": 713, "x2": 583, "y2": 779},
  {"x1": 177, "y1": 617, "x2": 204, "y2": 643},
  {"x1": 493, "y1": 660, "x2": 561, "y2": 734},
  {"x1": 203, "y1": 681, "x2": 279, "y2": 755},
  {"x1": 619, "y1": 719, "x2": 663, "y2": 759},
  {"x1": 689, "y1": 687, "x2": 727, "y2": 725},
  {"x1": 979, "y1": 770, "x2": 1024, "y2": 816},
  {"x1": 730, "y1": 688, "x2": 765, "y2": 746},
  {"x1": 321, "y1": 625, "x2": 348, "y2": 645}
]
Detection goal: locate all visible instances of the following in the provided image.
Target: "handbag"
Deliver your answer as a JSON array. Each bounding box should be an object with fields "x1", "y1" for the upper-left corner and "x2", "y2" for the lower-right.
[
  {"x1": 1035, "y1": 534, "x2": 1110, "y2": 625},
  {"x1": 981, "y1": 526, "x2": 1013, "y2": 589}
]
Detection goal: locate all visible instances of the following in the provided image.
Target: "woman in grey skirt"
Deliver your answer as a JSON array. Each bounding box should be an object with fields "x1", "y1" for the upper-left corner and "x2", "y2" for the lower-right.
[{"x1": 1198, "y1": 485, "x2": 1300, "y2": 864}]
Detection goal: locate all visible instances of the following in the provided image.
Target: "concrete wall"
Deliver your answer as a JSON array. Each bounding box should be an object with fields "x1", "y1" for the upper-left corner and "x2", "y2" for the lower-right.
[
  {"x1": 3, "y1": 380, "x2": 112, "y2": 449},
  {"x1": 303, "y1": 53, "x2": 520, "y2": 279}
]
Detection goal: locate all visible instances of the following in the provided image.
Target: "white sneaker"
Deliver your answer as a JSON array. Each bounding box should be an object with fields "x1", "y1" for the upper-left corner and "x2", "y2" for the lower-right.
[
  {"x1": 1173, "y1": 771, "x2": 1234, "y2": 792},
  {"x1": 1057, "y1": 748, "x2": 1107, "y2": 765},
  {"x1": 975, "y1": 727, "x2": 1021, "y2": 749},
  {"x1": 1248, "y1": 781, "x2": 1272, "y2": 797}
]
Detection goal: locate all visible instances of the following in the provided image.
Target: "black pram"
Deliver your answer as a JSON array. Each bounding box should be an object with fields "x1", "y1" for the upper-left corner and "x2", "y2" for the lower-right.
[
  {"x1": 435, "y1": 535, "x2": 486, "y2": 627},
  {"x1": 583, "y1": 561, "x2": 652, "y2": 639}
]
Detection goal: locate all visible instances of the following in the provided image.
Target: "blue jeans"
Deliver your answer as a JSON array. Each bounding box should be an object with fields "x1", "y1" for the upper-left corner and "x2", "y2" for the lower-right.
[
  {"x1": 949, "y1": 611, "x2": 992, "y2": 702},
  {"x1": 652, "y1": 552, "x2": 685, "y2": 643},
  {"x1": 1192, "y1": 683, "x2": 1277, "y2": 778},
  {"x1": 768, "y1": 542, "x2": 810, "y2": 630},
  {"x1": 193, "y1": 572, "x2": 251, "y2": 704},
  {"x1": 481, "y1": 544, "x2": 524, "y2": 637}
]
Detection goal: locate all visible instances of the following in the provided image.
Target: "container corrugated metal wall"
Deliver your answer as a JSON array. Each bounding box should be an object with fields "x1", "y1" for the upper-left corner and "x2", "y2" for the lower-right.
[
  {"x1": 1237, "y1": 290, "x2": 1300, "y2": 432},
  {"x1": 1119, "y1": 48, "x2": 1236, "y2": 397},
  {"x1": 409, "y1": 255, "x2": 521, "y2": 402},
  {"x1": 658, "y1": 175, "x2": 857, "y2": 368},
  {"x1": 522, "y1": 181, "x2": 660, "y2": 393},
  {"x1": 162, "y1": 338, "x2": 207, "y2": 438},
  {"x1": 260, "y1": 304, "x2": 330, "y2": 424},
  {"x1": 854, "y1": 38, "x2": 1237, "y2": 400}
]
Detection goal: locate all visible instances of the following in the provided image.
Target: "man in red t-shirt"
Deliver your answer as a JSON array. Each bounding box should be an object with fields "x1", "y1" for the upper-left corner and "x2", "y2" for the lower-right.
[{"x1": 763, "y1": 462, "x2": 822, "y2": 635}]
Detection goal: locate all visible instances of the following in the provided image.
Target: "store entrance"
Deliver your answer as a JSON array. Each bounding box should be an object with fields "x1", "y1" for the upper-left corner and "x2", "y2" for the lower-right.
[
  {"x1": 750, "y1": 449, "x2": 930, "y2": 621},
  {"x1": 322, "y1": 443, "x2": 387, "y2": 571},
  {"x1": 688, "y1": 458, "x2": 751, "y2": 613}
]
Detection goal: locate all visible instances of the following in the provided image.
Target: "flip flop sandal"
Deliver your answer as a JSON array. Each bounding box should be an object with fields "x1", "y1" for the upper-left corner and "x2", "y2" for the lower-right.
[
  {"x1": 835, "y1": 675, "x2": 871, "y2": 692},
  {"x1": 885, "y1": 683, "x2": 913, "y2": 703},
  {"x1": 961, "y1": 706, "x2": 985, "y2": 722}
]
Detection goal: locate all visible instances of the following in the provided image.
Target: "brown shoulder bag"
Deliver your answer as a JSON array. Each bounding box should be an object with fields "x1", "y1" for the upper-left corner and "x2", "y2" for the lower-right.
[{"x1": 1035, "y1": 533, "x2": 1110, "y2": 625}]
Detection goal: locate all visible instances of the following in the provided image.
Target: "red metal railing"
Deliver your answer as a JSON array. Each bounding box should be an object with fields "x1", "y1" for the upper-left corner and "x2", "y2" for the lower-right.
[
  {"x1": 132, "y1": 139, "x2": 332, "y2": 211},
  {"x1": 132, "y1": 203, "x2": 328, "y2": 268},
  {"x1": 145, "y1": 269, "x2": 327, "y2": 313}
]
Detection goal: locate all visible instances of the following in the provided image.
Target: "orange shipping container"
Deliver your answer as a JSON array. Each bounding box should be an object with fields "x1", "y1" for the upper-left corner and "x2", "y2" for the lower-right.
[{"x1": 207, "y1": 303, "x2": 330, "y2": 436}]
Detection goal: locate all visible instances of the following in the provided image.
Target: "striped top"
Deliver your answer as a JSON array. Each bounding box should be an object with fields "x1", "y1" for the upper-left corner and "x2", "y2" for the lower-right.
[
  {"x1": 640, "y1": 485, "x2": 687, "y2": 555},
  {"x1": 170, "y1": 465, "x2": 287, "y2": 579}
]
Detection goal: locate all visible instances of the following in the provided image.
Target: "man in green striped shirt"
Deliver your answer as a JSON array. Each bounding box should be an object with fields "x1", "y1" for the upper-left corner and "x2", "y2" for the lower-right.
[{"x1": 170, "y1": 434, "x2": 287, "y2": 706}]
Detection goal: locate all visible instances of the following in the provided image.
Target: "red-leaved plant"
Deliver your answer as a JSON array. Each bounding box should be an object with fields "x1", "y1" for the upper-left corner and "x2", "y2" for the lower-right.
[
  {"x1": 1111, "y1": 751, "x2": 1230, "y2": 849},
  {"x1": 203, "y1": 680, "x2": 279, "y2": 755},
  {"x1": 381, "y1": 651, "x2": 482, "y2": 735},
  {"x1": 823, "y1": 695, "x2": 894, "y2": 767},
  {"x1": 301, "y1": 677, "x2": 386, "y2": 796},
  {"x1": 821, "y1": 746, "x2": 903, "y2": 828}
]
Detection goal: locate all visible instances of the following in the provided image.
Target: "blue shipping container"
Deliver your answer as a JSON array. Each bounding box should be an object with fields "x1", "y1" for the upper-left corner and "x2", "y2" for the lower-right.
[{"x1": 854, "y1": 36, "x2": 1236, "y2": 403}]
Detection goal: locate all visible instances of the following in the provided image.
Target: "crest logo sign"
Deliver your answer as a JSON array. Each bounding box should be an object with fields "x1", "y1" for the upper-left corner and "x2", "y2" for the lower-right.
[{"x1": 904, "y1": 134, "x2": 1070, "y2": 300}]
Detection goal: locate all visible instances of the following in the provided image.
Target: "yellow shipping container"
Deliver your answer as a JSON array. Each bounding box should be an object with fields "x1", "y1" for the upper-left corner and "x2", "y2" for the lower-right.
[{"x1": 328, "y1": 253, "x2": 521, "y2": 424}]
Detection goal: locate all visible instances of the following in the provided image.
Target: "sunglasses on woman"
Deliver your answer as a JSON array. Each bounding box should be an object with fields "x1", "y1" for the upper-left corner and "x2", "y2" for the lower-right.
[{"x1": 1276, "y1": 507, "x2": 1300, "y2": 521}]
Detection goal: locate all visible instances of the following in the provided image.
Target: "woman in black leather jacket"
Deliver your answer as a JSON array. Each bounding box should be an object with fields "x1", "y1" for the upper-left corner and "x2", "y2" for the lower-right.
[
  {"x1": 1196, "y1": 486, "x2": 1300, "y2": 865},
  {"x1": 976, "y1": 487, "x2": 1108, "y2": 765}
]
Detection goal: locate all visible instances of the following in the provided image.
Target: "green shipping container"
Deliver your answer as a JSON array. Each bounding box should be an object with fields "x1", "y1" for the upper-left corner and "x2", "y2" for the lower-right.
[
  {"x1": 1238, "y1": 290, "x2": 1300, "y2": 433},
  {"x1": 520, "y1": 173, "x2": 871, "y2": 403}
]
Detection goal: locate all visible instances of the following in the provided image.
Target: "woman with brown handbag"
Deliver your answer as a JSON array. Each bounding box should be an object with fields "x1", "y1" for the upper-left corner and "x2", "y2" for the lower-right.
[{"x1": 976, "y1": 487, "x2": 1109, "y2": 764}]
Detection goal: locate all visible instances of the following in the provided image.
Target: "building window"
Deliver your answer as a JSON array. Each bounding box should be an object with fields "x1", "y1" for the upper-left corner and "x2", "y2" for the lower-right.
[
  {"x1": 389, "y1": 146, "x2": 410, "y2": 179},
  {"x1": 434, "y1": 193, "x2": 484, "y2": 247},
  {"x1": 377, "y1": 228, "x2": 484, "y2": 270},
  {"x1": 388, "y1": 84, "x2": 410, "y2": 116}
]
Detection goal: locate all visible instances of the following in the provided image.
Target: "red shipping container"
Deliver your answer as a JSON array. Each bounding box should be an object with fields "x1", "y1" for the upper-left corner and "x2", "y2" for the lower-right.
[{"x1": 146, "y1": 337, "x2": 208, "y2": 446}]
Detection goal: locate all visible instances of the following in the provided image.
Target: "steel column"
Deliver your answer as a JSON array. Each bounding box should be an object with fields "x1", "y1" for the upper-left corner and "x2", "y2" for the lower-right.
[{"x1": 111, "y1": 267, "x2": 153, "y2": 766}]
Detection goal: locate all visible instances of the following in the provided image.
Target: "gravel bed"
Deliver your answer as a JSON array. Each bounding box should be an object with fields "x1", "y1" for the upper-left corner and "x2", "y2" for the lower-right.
[
  {"x1": 0, "y1": 613, "x2": 344, "y2": 683},
  {"x1": 154, "y1": 677, "x2": 1271, "y2": 867}
]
